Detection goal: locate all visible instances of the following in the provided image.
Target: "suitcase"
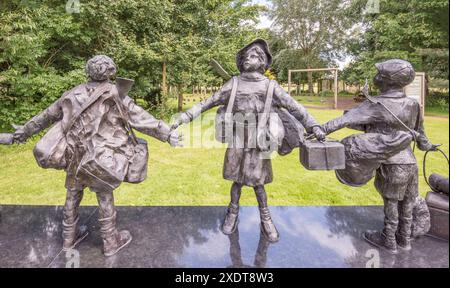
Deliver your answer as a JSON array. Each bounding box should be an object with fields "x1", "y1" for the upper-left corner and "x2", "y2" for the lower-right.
[
  {"x1": 426, "y1": 191, "x2": 449, "y2": 241},
  {"x1": 300, "y1": 140, "x2": 345, "y2": 170}
]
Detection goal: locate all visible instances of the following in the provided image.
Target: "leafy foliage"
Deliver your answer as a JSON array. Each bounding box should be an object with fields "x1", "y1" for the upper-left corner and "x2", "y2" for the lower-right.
[
  {"x1": 269, "y1": 0, "x2": 357, "y2": 85},
  {"x1": 0, "y1": 0, "x2": 266, "y2": 130},
  {"x1": 342, "y1": 0, "x2": 449, "y2": 89}
]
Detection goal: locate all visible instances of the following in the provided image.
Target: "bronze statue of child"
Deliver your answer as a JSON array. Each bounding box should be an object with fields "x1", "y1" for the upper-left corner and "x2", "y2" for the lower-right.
[
  {"x1": 11, "y1": 55, "x2": 182, "y2": 256},
  {"x1": 173, "y1": 39, "x2": 326, "y2": 242},
  {"x1": 321, "y1": 59, "x2": 439, "y2": 254}
]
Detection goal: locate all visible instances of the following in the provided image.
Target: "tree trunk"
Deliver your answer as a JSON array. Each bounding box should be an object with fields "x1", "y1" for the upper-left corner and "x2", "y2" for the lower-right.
[
  {"x1": 162, "y1": 61, "x2": 167, "y2": 95},
  {"x1": 177, "y1": 84, "x2": 183, "y2": 112}
]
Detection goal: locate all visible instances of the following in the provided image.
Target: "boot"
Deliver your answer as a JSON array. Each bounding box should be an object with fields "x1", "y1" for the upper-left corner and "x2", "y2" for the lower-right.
[
  {"x1": 259, "y1": 207, "x2": 280, "y2": 243},
  {"x1": 396, "y1": 232, "x2": 412, "y2": 251},
  {"x1": 363, "y1": 230, "x2": 398, "y2": 254},
  {"x1": 221, "y1": 202, "x2": 239, "y2": 235},
  {"x1": 397, "y1": 199, "x2": 414, "y2": 251},
  {"x1": 62, "y1": 216, "x2": 88, "y2": 251},
  {"x1": 99, "y1": 212, "x2": 132, "y2": 257}
]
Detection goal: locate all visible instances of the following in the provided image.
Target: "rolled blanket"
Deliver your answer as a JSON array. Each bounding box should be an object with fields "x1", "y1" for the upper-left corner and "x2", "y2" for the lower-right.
[
  {"x1": 429, "y1": 174, "x2": 449, "y2": 195},
  {"x1": 336, "y1": 131, "x2": 413, "y2": 187}
]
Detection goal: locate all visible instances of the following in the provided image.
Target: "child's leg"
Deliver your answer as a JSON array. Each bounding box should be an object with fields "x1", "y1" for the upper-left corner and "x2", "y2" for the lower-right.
[
  {"x1": 95, "y1": 189, "x2": 132, "y2": 256},
  {"x1": 62, "y1": 188, "x2": 85, "y2": 250},
  {"x1": 254, "y1": 185, "x2": 268, "y2": 208},
  {"x1": 364, "y1": 164, "x2": 405, "y2": 254},
  {"x1": 254, "y1": 185, "x2": 279, "y2": 242},
  {"x1": 230, "y1": 182, "x2": 243, "y2": 205},
  {"x1": 222, "y1": 182, "x2": 243, "y2": 235},
  {"x1": 397, "y1": 197, "x2": 415, "y2": 250},
  {"x1": 363, "y1": 196, "x2": 399, "y2": 254},
  {"x1": 397, "y1": 164, "x2": 419, "y2": 250},
  {"x1": 382, "y1": 196, "x2": 399, "y2": 246}
]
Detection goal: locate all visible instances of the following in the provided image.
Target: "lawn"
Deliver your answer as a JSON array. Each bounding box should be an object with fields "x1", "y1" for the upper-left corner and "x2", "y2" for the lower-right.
[
  {"x1": 0, "y1": 108, "x2": 448, "y2": 206},
  {"x1": 182, "y1": 93, "x2": 449, "y2": 117}
]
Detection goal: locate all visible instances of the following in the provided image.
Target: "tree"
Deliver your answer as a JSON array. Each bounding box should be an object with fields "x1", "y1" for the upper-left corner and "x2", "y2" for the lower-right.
[
  {"x1": 342, "y1": 0, "x2": 449, "y2": 91},
  {"x1": 162, "y1": 0, "x2": 266, "y2": 111},
  {"x1": 269, "y1": 0, "x2": 355, "y2": 92},
  {"x1": 0, "y1": 0, "x2": 267, "y2": 129}
]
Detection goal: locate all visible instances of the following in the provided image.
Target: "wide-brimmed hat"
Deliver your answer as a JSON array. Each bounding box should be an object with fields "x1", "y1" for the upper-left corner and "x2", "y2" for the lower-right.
[{"x1": 236, "y1": 39, "x2": 273, "y2": 72}]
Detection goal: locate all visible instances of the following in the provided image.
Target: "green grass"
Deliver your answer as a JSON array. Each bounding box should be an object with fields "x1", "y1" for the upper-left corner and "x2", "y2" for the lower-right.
[{"x1": 0, "y1": 108, "x2": 448, "y2": 206}]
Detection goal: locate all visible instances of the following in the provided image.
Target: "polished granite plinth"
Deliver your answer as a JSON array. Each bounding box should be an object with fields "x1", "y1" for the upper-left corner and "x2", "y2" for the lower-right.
[{"x1": 0, "y1": 206, "x2": 448, "y2": 268}]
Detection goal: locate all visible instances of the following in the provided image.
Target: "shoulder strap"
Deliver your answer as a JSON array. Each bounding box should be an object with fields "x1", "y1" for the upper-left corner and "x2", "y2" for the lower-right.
[
  {"x1": 258, "y1": 80, "x2": 276, "y2": 130},
  {"x1": 64, "y1": 81, "x2": 110, "y2": 134},
  {"x1": 110, "y1": 86, "x2": 139, "y2": 145},
  {"x1": 226, "y1": 76, "x2": 239, "y2": 115}
]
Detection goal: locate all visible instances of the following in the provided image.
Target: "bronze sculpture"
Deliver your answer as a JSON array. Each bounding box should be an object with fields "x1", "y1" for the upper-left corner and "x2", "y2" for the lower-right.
[
  {"x1": 11, "y1": 55, "x2": 182, "y2": 256},
  {"x1": 321, "y1": 59, "x2": 439, "y2": 254},
  {"x1": 173, "y1": 39, "x2": 326, "y2": 242}
]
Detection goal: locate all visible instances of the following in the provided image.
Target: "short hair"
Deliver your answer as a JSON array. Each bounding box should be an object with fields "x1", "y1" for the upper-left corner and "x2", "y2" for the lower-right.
[
  {"x1": 85, "y1": 55, "x2": 117, "y2": 81},
  {"x1": 238, "y1": 45, "x2": 267, "y2": 74}
]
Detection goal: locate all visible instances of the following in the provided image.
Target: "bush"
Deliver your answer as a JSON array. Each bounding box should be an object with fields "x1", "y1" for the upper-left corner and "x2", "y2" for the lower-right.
[
  {"x1": 426, "y1": 90, "x2": 449, "y2": 114},
  {"x1": 427, "y1": 90, "x2": 449, "y2": 105}
]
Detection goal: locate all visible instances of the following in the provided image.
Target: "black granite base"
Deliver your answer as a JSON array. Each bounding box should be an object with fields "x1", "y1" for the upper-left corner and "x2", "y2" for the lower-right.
[{"x1": 0, "y1": 206, "x2": 448, "y2": 268}]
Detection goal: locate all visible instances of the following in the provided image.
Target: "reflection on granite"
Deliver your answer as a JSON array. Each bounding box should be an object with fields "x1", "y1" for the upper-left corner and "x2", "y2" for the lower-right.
[{"x1": 0, "y1": 206, "x2": 448, "y2": 268}]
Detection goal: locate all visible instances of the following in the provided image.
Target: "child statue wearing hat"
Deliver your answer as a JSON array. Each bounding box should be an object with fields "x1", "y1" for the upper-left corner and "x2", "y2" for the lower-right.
[
  {"x1": 321, "y1": 59, "x2": 439, "y2": 254},
  {"x1": 173, "y1": 39, "x2": 326, "y2": 242}
]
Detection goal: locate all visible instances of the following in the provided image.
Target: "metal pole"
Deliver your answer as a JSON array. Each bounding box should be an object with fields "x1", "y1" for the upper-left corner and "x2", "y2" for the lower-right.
[
  {"x1": 288, "y1": 70, "x2": 291, "y2": 96},
  {"x1": 334, "y1": 69, "x2": 338, "y2": 109}
]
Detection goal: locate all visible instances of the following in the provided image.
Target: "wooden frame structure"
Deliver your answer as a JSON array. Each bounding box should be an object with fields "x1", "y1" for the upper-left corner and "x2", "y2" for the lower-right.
[{"x1": 288, "y1": 68, "x2": 339, "y2": 109}]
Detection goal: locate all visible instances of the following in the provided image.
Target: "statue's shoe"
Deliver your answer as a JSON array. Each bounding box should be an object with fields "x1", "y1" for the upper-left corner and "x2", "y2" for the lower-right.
[
  {"x1": 363, "y1": 231, "x2": 398, "y2": 255},
  {"x1": 221, "y1": 203, "x2": 239, "y2": 235},
  {"x1": 396, "y1": 233, "x2": 412, "y2": 251},
  {"x1": 62, "y1": 223, "x2": 89, "y2": 251},
  {"x1": 221, "y1": 211, "x2": 239, "y2": 235}
]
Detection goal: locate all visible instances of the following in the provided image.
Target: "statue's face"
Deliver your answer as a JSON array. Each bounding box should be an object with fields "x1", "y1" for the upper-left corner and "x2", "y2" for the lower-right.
[{"x1": 242, "y1": 49, "x2": 264, "y2": 73}]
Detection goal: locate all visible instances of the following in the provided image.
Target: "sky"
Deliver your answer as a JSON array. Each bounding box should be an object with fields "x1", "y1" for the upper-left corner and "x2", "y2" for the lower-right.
[{"x1": 252, "y1": 0, "x2": 274, "y2": 29}]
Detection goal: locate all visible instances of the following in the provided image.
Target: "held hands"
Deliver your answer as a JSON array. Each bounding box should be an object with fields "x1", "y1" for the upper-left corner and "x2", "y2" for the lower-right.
[
  {"x1": 168, "y1": 130, "x2": 184, "y2": 147},
  {"x1": 12, "y1": 124, "x2": 28, "y2": 144},
  {"x1": 171, "y1": 113, "x2": 191, "y2": 131}
]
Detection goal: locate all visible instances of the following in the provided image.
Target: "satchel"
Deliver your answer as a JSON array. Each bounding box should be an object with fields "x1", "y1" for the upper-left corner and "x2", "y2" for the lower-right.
[
  {"x1": 77, "y1": 79, "x2": 148, "y2": 189},
  {"x1": 33, "y1": 82, "x2": 110, "y2": 170},
  {"x1": 275, "y1": 107, "x2": 304, "y2": 156},
  {"x1": 124, "y1": 135, "x2": 148, "y2": 184},
  {"x1": 256, "y1": 80, "x2": 284, "y2": 153},
  {"x1": 33, "y1": 122, "x2": 67, "y2": 170},
  {"x1": 215, "y1": 76, "x2": 238, "y2": 143},
  {"x1": 111, "y1": 79, "x2": 149, "y2": 184},
  {"x1": 78, "y1": 145, "x2": 129, "y2": 191}
]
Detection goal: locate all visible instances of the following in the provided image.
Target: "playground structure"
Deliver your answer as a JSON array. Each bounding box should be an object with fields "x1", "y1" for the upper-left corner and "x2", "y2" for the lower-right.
[{"x1": 288, "y1": 68, "x2": 339, "y2": 109}]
